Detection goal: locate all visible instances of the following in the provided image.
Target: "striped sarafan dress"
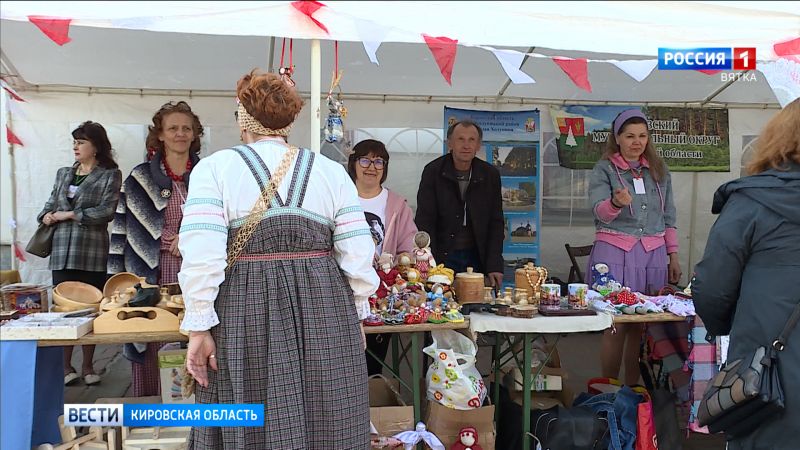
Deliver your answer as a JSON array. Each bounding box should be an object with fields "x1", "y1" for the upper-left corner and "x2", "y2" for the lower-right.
[{"x1": 178, "y1": 142, "x2": 379, "y2": 450}]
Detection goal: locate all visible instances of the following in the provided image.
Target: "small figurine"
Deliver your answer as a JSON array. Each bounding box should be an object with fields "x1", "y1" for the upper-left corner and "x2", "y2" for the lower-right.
[
  {"x1": 406, "y1": 268, "x2": 426, "y2": 293},
  {"x1": 427, "y1": 283, "x2": 447, "y2": 306},
  {"x1": 394, "y1": 422, "x2": 445, "y2": 450},
  {"x1": 591, "y1": 262, "x2": 622, "y2": 296},
  {"x1": 413, "y1": 231, "x2": 437, "y2": 280},
  {"x1": 376, "y1": 253, "x2": 399, "y2": 299},
  {"x1": 450, "y1": 426, "x2": 483, "y2": 450},
  {"x1": 444, "y1": 301, "x2": 464, "y2": 323},
  {"x1": 396, "y1": 252, "x2": 414, "y2": 279},
  {"x1": 392, "y1": 274, "x2": 408, "y2": 295}
]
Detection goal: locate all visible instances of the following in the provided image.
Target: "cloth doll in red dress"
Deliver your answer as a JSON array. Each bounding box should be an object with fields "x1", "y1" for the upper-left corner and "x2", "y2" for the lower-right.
[
  {"x1": 450, "y1": 426, "x2": 482, "y2": 450},
  {"x1": 376, "y1": 253, "x2": 399, "y2": 296}
]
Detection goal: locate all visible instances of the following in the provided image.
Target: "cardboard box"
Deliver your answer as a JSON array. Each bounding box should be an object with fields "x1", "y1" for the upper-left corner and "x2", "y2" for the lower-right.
[
  {"x1": 505, "y1": 365, "x2": 565, "y2": 392},
  {"x1": 157, "y1": 344, "x2": 195, "y2": 404},
  {"x1": 0, "y1": 313, "x2": 92, "y2": 340},
  {"x1": 426, "y1": 400, "x2": 496, "y2": 450},
  {"x1": 369, "y1": 375, "x2": 414, "y2": 439},
  {"x1": 1, "y1": 283, "x2": 48, "y2": 314}
]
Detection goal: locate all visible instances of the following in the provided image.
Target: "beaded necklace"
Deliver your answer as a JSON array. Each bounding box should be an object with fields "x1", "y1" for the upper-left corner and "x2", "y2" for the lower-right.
[{"x1": 163, "y1": 157, "x2": 192, "y2": 182}]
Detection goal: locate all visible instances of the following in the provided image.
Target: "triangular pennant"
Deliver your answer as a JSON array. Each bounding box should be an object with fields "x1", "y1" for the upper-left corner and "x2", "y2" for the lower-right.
[
  {"x1": 423, "y1": 34, "x2": 458, "y2": 85},
  {"x1": 553, "y1": 57, "x2": 592, "y2": 92},
  {"x1": 610, "y1": 59, "x2": 658, "y2": 82},
  {"x1": 491, "y1": 49, "x2": 535, "y2": 84},
  {"x1": 14, "y1": 243, "x2": 27, "y2": 262},
  {"x1": 28, "y1": 16, "x2": 72, "y2": 46},
  {"x1": 759, "y1": 58, "x2": 800, "y2": 107},
  {"x1": 355, "y1": 19, "x2": 388, "y2": 65},
  {"x1": 291, "y1": 1, "x2": 329, "y2": 34},
  {"x1": 774, "y1": 37, "x2": 800, "y2": 63},
  {"x1": 1, "y1": 83, "x2": 26, "y2": 102},
  {"x1": 6, "y1": 126, "x2": 23, "y2": 146}
]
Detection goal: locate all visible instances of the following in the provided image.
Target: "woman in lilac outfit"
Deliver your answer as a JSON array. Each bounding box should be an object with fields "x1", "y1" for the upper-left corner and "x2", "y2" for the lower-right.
[{"x1": 587, "y1": 109, "x2": 681, "y2": 385}]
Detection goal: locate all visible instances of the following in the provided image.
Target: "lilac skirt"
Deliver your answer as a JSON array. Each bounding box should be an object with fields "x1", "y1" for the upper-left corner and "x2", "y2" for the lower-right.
[{"x1": 585, "y1": 240, "x2": 668, "y2": 295}]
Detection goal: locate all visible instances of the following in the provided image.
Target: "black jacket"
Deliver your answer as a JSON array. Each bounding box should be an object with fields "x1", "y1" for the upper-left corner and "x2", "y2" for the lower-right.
[
  {"x1": 692, "y1": 164, "x2": 800, "y2": 449},
  {"x1": 414, "y1": 153, "x2": 505, "y2": 274}
]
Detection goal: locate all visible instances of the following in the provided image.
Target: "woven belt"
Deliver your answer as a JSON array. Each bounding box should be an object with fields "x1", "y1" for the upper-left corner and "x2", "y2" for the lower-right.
[{"x1": 237, "y1": 250, "x2": 331, "y2": 262}]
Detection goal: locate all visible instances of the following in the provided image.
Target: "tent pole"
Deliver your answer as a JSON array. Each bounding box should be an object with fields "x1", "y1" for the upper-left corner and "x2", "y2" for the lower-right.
[
  {"x1": 310, "y1": 39, "x2": 321, "y2": 153},
  {"x1": 700, "y1": 70, "x2": 750, "y2": 105},
  {"x1": 6, "y1": 109, "x2": 18, "y2": 271},
  {"x1": 267, "y1": 37, "x2": 276, "y2": 73},
  {"x1": 686, "y1": 172, "x2": 699, "y2": 285}
]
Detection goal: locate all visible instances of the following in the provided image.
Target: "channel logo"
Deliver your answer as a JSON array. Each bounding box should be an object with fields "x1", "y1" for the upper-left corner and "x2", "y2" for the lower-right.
[
  {"x1": 658, "y1": 48, "x2": 756, "y2": 71},
  {"x1": 64, "y1": 404, "x2": 264, "y2": 427}
]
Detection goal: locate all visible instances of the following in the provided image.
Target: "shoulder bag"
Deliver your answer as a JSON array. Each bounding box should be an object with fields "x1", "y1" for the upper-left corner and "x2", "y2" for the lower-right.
[
  {"x1": 26, "y1": 223, "x2": 55, "y2": 258},
  {"x1": 697, "y1": 300, "x2": 800, "y2": 437}
]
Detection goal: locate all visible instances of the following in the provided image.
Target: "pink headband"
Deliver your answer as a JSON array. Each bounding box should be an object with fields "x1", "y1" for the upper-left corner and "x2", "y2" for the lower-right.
[{"x1": 613, "y1": 109, "x2": 648, "y2": 135}]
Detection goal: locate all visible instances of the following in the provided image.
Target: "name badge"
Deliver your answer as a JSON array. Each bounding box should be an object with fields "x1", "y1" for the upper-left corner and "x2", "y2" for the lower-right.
[
  {"x1": 67, "y1": 185, "x2": 78, "y2": 199},
  {"x1": 633, "y1": 177, "x2": 646, "y2": 195}
]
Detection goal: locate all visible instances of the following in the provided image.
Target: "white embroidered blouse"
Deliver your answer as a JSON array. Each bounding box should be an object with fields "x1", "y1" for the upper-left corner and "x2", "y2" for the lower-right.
[{"x1": 177, "y1": 140, "x2": 379, "y2": 331}]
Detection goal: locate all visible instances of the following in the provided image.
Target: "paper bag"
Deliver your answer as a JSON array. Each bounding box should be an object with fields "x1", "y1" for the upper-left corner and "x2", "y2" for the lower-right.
[{"x1": 426, "y1": 400, "x2": 496, "y2": 450}]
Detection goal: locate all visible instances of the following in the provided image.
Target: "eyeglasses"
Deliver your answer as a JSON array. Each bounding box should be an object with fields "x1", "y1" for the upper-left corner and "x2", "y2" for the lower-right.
[{"x1": 357, "y1": 157, "x2": 386, "y2": 170}]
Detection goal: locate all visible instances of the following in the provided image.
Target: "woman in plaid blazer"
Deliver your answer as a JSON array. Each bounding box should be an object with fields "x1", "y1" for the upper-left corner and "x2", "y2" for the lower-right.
[{"x1": 38, "y1": 121, "x2": 122, "y2": 386}]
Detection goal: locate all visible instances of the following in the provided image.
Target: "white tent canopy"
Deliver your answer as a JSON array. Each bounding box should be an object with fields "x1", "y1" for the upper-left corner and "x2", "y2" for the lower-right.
[
  {"x1": 0, "y1": 1, "x2": 797, "y2": 284},
  {"x1": 1, "y1": 1, "x2": 797, "y2": 104}
]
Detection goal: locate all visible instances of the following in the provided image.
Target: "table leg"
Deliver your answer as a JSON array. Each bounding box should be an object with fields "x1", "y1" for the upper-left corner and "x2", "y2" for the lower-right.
[
  {"x1": 411, "y1": 332, "x2": 421, "y2": 424},
  {"x1": 392, "y1": 333, "x2": 400, "y2": 375},
  {"x1": 522, "y1": 333, "x2": 532, "y2": 450},
  {"x1": 493, "y1": 332, "x2": 501, "y2": 424}
]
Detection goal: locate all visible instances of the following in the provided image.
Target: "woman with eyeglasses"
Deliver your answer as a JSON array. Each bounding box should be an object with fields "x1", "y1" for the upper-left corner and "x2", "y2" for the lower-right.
[
  {"x1": 108, "y1": 101, "x2": 204, "y2": 397},
  {"x1": 347, "y1": 139, "x2": 417, "y2": 375},
  {"x1": 38, "y1": 121, "x2": 122, "y2": 386}
]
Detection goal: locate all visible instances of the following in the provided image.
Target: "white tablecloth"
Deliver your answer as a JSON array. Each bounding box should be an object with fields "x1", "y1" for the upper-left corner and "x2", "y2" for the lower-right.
[{"x1": 468, "y1": 312, "x2": 612, "y2": 336}]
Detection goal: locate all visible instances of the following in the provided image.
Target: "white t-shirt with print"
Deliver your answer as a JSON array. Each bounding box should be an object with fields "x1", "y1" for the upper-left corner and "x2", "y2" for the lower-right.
[{"x1": 359, "y1": 188, "x2": 388, "y2": 256}]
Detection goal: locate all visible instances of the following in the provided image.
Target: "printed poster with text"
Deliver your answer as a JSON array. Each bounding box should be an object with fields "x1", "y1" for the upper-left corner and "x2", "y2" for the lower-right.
[
  {"x1": 444, "y1": 107, "x2": 541, "y2": 271},
  {"x1": 549, "y1": 105, "x2": 730, "y2": 171}
]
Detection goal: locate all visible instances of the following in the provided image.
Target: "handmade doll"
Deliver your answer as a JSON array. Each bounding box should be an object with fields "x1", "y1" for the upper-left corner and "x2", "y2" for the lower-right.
[
  {"x1": 405, "y1": 268, "x2": 426, "y2": 293},
  {"x1": 394, "y1": 422, "x2": 445, "y2": 450},
  {"x1": 413, "y1": 231, "x2": 436, "y2": 280},
  {"x1": 396, "y1": 252, "x2": 414, "y2": 279},
  {"x1": 376, "y1": 253, "x2": 399, "y2": 299},
  {"x1": 591, "y1": 262, "x2": 622, "y2": 296},
  {"x1": 450, "y1": 426, "x2": 482, "y2": 450}
]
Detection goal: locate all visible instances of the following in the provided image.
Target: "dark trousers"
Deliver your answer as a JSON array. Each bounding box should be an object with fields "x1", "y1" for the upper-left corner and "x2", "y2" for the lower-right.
[
  {"x1": 444, "y1": 247, "x2": 483, "y2": 275},
  {"x1": 365, "y1": 333, "x2": 391, "y2": 375}
]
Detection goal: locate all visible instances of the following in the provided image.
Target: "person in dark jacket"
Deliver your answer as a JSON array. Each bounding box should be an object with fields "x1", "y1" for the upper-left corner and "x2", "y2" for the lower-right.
[
  {"x1": 692, "y1": 98, "x2": 800, "y2": 449},
  {"x1": 415, "y1": 120, "x2": 505, "y2": 288},
  {"x1": 38, "y1": 121, "x2": 122, "y2": 386}
]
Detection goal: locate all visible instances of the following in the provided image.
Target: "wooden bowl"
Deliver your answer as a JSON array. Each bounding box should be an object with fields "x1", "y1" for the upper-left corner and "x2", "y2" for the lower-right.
[
  {"x1": 53, "y1": 292, "x2": 100, "y2": 312},
  {"x1": 53, "y1": 282, "x2": 102, "y2": 304},
  {"x1": 103, "y1": 272, "x2": 145, "y2": 299},
  {"x1": 51, "y1": 303, "x2": 96, "y2": 313}
]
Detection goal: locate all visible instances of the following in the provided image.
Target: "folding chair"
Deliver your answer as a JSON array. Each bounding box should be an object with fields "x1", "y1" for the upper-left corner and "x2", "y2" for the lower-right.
[{"x1": 564, "y1": 243, "x2": 593, "y2": 284}]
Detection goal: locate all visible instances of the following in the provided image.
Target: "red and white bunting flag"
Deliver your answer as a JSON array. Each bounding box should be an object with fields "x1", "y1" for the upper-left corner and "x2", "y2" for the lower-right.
[
  {"x1": 291, "y1": 1, "x2": 329, "y2": 34},
  {"x1": 491, "y1": 49, "x2": 535, "y2": 84},
  {"x1": 28, "y1": 16, "x2": 72, "y2": 46},
  {"x1": 553, "y1": 57, "x2": 592, "y2": 92},
  {"x1": 6, "y1": 126, "x2": 24, "y2": 146},
  {"x1": 355, "y1": 19, "x2": 388, "y2": 65},
  {"x1": 610, "y1": 59, "x2": 658, "y2": 82},
  {"x1": 423, "y1": 34, "x2": 458, "y2": 85}
]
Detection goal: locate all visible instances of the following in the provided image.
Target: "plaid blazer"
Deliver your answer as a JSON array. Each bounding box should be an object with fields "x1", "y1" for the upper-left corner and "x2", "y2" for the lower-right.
[{"x1": 37, "y1": 164, "x2": 122, "y2": 272}]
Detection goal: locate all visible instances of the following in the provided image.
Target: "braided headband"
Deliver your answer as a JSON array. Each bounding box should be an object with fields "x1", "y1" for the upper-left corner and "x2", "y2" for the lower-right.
[{"x1": 237, "y1": 102, "x2": 292, "y2": 137}]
